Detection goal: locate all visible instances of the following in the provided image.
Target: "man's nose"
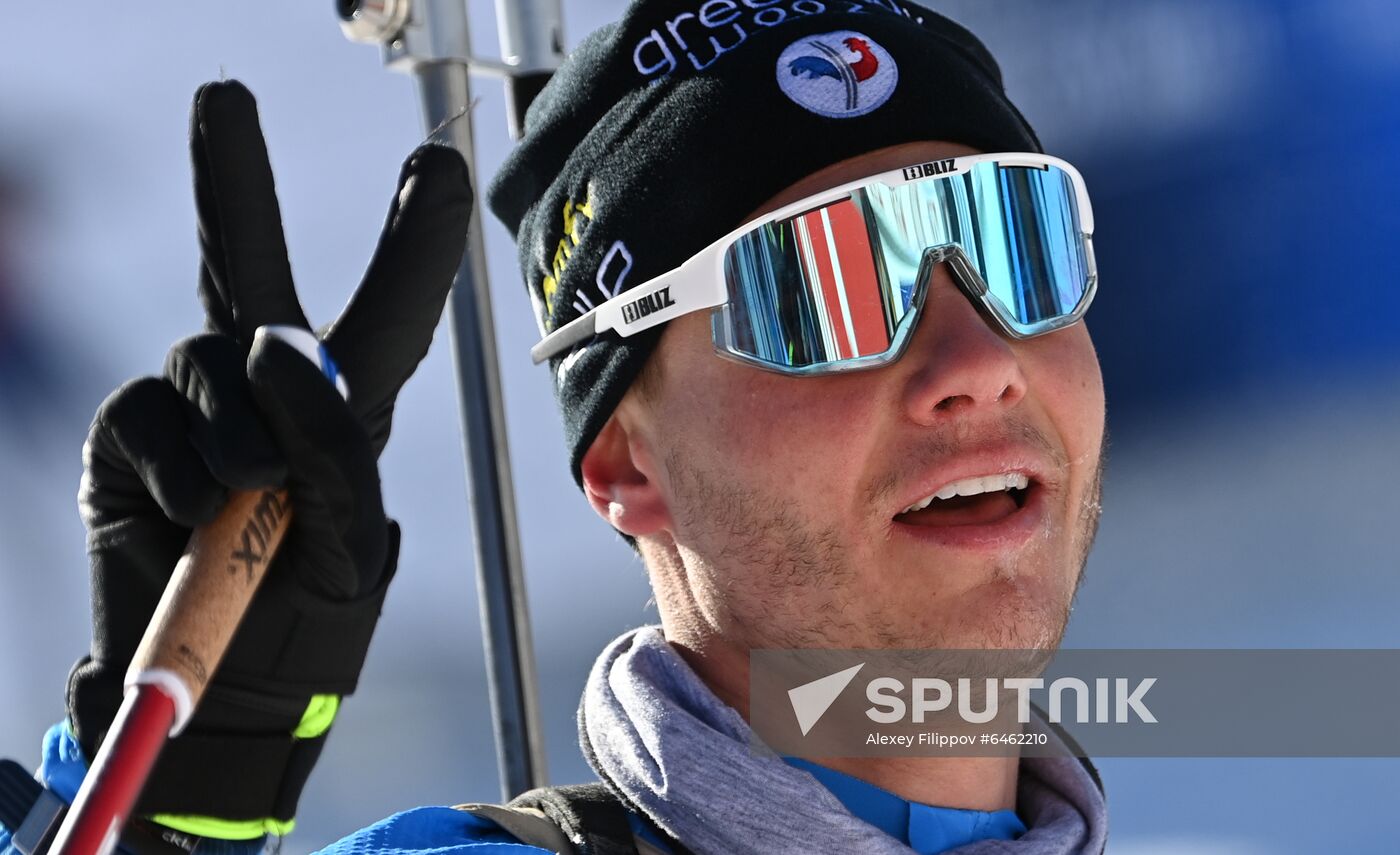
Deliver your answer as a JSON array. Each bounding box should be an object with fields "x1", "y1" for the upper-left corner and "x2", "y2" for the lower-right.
[{"x1": 898, "y1": 263, "x2": 1028, "y2": 425}]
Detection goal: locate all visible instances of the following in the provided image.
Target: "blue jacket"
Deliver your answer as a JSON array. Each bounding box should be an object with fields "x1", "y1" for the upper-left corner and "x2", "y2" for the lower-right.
[{"x1": 1, "y1": 724, "x2": 1022, "y2": 855}]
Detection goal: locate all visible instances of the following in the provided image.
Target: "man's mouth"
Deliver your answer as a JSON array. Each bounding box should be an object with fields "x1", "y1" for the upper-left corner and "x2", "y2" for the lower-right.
[{"x1": 894, "y1": 473, "x2": 1032, "y2": 527}]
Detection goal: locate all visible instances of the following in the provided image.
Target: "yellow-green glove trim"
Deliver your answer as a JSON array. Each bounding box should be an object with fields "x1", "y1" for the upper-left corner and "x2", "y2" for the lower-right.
[
  {"x1": 145, "y1": 695, "x2": 339, "y2": 840},
  {"x1": 148, "y1": 813, "x2": 295, "y2": 839},
  {"x1": 293, "y1": 694, "x2": 340, "y2": 739}
]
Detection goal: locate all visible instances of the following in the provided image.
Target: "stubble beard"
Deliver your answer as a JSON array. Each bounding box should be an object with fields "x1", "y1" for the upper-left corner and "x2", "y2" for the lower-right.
[{"x1": 658, "y1": 434, "x2": 1106, "y2": 654}]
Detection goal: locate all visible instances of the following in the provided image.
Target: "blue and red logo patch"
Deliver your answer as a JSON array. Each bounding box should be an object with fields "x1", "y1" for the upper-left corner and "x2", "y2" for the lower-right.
[{"x1": 777, "y1": 31, "x2": 898, "y2": 118}]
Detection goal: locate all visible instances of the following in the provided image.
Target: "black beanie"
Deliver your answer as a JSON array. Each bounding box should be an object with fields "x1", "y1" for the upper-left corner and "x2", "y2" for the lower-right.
[{"x1": 487, "y1": 0, "x2": 1041, "y2": 487}]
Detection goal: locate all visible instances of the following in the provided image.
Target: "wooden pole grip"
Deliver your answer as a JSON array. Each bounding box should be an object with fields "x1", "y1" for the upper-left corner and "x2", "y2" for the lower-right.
[{"x1": 125, "y1": 488, "x2": 293, "y2": 732}]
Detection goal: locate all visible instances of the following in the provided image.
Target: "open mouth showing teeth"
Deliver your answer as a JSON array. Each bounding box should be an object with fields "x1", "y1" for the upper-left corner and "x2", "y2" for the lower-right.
[{"x1": 895, "y1": 473, "x2": 1032, "y2": 527}]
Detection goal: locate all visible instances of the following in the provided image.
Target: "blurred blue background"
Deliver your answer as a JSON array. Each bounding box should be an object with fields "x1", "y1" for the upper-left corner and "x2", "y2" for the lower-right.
[{"x1": 0, "y1": 1, "x2": 1396, "y2": 852}]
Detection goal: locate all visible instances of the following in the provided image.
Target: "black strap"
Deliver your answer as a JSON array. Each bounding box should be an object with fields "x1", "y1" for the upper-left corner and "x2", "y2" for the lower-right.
[
  {"x1": 508, "y1": 784, "x2": 637, "y2": 855},
  {"x1": 0, "y1": 759, "x2": 42, "y2": 833},
  {"x1": 508, "y1": 783, "x2": 698, "y2": 855},
  {"x1": 0, "y1": 760, "x2": 196, "y2": 855},
  {"x1": 0, "y1": 759, "x2": 62, "y2": 855}
]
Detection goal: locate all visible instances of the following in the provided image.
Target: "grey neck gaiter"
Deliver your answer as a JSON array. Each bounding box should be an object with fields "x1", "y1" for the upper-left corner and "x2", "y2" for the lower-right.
[{"x1": 579, "y1": 626, "x2": 1107, "y2": 855}]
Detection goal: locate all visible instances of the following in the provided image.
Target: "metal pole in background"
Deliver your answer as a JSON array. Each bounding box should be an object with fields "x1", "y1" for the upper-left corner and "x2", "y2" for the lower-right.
[
  {"x1": 339, "y1": 0, "x2": 561, "y2": 800},
  {"x1": 493, "y1": 0, "x2": 564, "y2": 139}
]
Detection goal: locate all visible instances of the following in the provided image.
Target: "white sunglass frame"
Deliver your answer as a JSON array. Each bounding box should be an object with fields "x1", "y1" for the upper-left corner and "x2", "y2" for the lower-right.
[{"x1": 530, "y1": 151, "x2": 1097, "y2": 372}]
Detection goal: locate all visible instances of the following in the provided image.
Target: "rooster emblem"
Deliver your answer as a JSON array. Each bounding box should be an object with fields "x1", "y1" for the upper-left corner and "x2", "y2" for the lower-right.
[
  {"x1": 787, "y1": 36, "x2": 880, "y2": 111},
  {"x1": 776, "y1": 31, "x2": 898, "y2": 119}
]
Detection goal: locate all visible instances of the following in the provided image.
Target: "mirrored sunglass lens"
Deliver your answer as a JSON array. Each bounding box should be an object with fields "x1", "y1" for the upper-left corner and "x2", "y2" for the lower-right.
[
  {"x1": 978, "y1": 163, "x2": 1088, "y2": 325},
  {"x1": 864, "y1": 161, "x2": 1088, "y2": 328},
  {"x1": 720, "y1": 196, "x2": 913, "y2": 368}
]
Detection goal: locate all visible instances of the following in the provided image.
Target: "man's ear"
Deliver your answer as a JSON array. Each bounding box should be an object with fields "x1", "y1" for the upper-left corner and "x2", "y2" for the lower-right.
[{"x1": 579, "y1": 413, "x2": 672, "y2": 538}]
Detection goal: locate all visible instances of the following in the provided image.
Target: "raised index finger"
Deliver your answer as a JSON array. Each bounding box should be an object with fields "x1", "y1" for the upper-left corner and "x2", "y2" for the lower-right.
[{"x1": 191, "y1": 80, "x2": 309, "y2": 342}]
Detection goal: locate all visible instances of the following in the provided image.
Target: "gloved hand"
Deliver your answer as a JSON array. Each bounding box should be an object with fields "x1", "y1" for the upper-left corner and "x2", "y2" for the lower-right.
[{"x1": 67, "y1": 80, "x2": 472, "y2": 833}]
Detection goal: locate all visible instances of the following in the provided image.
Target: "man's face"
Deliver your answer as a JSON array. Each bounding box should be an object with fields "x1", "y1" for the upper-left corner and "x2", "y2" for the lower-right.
[{"x1": 600, "y1": 141, "x2": 1106, "y2": 654}]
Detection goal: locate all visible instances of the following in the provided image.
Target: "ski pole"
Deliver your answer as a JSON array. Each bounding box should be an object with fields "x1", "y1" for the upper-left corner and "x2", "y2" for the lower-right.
[
  {"x1": 338, "y1": 0, "x2": 561, "y2": 800},
  {"x1": 49, "y1": 329, "x2": 345, "y2": 855}
]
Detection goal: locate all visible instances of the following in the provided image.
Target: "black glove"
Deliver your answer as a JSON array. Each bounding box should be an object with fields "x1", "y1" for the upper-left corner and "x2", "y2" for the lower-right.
[{"x1": 67, "y1": 80, "x2": 472, "y2": 830}]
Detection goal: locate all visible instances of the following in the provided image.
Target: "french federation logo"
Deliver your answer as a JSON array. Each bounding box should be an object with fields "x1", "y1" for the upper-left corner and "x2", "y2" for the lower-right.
[{"x1": 776, "y1": 31, "x2": 898, "y2": 119}]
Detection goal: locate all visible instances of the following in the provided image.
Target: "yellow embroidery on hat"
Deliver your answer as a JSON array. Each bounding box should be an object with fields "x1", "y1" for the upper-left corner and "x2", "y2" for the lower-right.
[{"x1": 542, "y1": 190, "x2": 596, "y2": 326}]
